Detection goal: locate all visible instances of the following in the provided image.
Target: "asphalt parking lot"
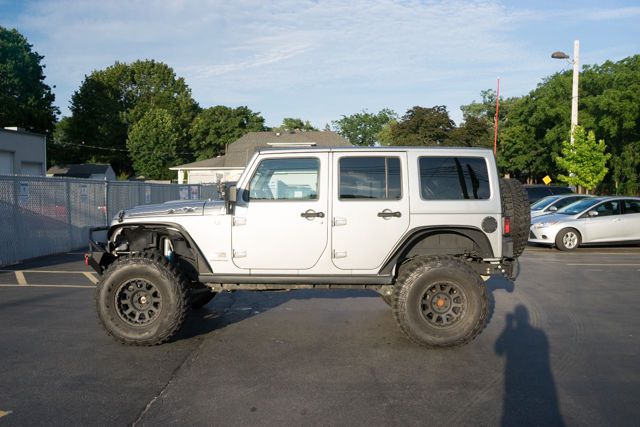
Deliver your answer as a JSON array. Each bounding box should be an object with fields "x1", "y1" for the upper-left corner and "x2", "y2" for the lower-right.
[{"x1": 1, "y1": 246, "x2": 639, "y2": 426}]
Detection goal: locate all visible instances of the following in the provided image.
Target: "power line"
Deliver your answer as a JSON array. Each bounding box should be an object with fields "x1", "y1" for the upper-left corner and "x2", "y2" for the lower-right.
[{"x1": 50, "y1": 138, "x2": 196, "y2": 156}]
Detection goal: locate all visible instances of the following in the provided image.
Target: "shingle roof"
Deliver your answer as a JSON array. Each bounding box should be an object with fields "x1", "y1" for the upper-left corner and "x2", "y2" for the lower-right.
[
  {"x1": 47, "y1": 164, "x2": 112, "y2": 178},
  {"x1": 172, "y1": 130, "x2": 351, "y2": 169}
]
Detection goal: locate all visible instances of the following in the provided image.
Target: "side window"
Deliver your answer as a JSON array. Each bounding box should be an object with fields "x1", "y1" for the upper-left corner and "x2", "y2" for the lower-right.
[
  {"x1": 555, "y1": 197, "x2": 579, "y2": 210},
  {"x1": 419, "y1": 156, "x2": 490, "y2": 200},
  {"x1": 623, "y1": 199, "x2": 640, "y2": 214},
  {"x1": 248, "y1": 158, "x2": 319, "y2": 201},
  {"x1": 339, "y1": 157, "x2": 401, "y2": 200},
  {"x1": 594, "y1": 201, "x2": 620, "y2": 217}
]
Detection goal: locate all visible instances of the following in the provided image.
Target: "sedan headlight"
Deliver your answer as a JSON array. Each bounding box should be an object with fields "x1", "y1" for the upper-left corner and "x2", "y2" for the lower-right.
[{"x1": 534, "y1": 221, "x2": 558, "y2": 229}]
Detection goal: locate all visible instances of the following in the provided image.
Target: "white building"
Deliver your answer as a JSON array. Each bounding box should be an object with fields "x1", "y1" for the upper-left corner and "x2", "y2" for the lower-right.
[
  {"x1": 171, "y1": 130, "x2": 351, "y2": 184},
  {"x1": 0, "y1": 127, "x2": 47, "y2": 176}
]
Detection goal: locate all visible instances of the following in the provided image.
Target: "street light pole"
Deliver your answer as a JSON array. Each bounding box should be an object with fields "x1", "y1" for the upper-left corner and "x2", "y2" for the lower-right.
[
  {"x1": 551, "y1": 39, "x2": 580, "y2": 144},
  {"x1": 570, "y1": 40, "x2": 579, "y2": 145}
]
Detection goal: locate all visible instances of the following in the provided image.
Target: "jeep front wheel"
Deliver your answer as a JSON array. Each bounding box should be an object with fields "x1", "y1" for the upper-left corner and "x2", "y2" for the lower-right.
[
  {"x1": 96, "y1": 252, "x2": 188, "y2": 346},
  {"x1": 393, "y1": 256, "x2": 488, "y2": 347}
]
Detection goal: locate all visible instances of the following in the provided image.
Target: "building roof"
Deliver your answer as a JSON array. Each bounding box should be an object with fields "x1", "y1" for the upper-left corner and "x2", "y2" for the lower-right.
[
  {"x1": 47, "y1": 164, "x2": 113, "y2": 178},
  {"x1": 171, "y1": 130, "x2": 351, "y2": 170}
]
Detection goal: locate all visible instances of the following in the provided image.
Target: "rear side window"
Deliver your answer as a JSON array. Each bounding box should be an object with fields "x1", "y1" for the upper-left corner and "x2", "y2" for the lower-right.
[
  {"x1": 339, "y1": 157, "x2": 402, "y2": 200},
  {"x1": 623, "y1": 199, "x2": 640, "y2": 214},
  {"x1": 419, "y1": 156, "x2": 490, "y2": 200}
]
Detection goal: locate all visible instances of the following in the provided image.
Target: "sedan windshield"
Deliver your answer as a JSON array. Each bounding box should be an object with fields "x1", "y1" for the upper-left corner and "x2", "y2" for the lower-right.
[
  {"x1": 557, "y1": 198, "x2": 601, "y2": 215},
  {"x1": 531, "y1": 195, "x2": 561, "y2": 210}
]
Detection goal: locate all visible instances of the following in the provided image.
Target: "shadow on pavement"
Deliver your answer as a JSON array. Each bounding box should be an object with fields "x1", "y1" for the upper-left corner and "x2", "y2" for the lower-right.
[
  {"x1": 495, "y1": 305, "x2": 564, "y2": 427},
  {"x1": 175, "y1": 289, "x2": 380, "y2": 341}
]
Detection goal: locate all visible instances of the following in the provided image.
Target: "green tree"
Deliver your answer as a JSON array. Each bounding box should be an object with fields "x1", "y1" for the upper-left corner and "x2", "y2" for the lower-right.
[
  {"x1": 277, "y1": 117, "x2": 317, "y2": 131},
  {"x1": 554, "y1": 126, "x2": 611, "y2": 192},
  {"x1": 190, "y1": 106, "x2": 265, "y2": 160},
  {"x1": 331, "y1": 109, "x2": 397, "y2": 146},
  {"x1": 389, "y1": 106, "x2": 454, "y2": 146},
  {"x1": 126, "y1": 109, "x2": 184, "y2": 180},
  {"x1": 65, "y1": 60, "x2": 199, "y2": 173},
  {"x1": 0, "y1": 26, "x2": 58, "y2": 134},
  {"x1": 449, "y1": 116, "x2": 493, "y2": 148}
]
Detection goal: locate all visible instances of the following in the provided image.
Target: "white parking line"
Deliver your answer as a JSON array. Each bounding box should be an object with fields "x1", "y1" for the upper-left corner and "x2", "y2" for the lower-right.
[
  {"x1": 0, "y1": 284, "x2": 95, "y2": 289},
  {"x1": 567, "y1": 263, "x2": 640, "y2": 266},
  {"x1": 0, "y1": 269, "x2": 93, "y2": 274}
]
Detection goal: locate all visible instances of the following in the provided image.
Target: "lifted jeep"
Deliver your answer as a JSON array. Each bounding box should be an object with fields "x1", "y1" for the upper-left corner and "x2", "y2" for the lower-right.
[{"x1": 88, "y1": 147, "x2": 529, "y2": 347}]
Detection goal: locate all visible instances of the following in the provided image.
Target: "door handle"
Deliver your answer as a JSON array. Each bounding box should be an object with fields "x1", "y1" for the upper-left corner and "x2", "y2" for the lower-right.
[
  {"x1": 377, "y1": 209, "x2": 401, "y2": 219},
  {"x1": 301, "y1": 210, "x2": 325, "y2": 219}
]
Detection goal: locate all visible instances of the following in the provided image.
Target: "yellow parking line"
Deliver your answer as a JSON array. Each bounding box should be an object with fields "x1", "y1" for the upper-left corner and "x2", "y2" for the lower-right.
[
  {"x1": 83, "y1": 272, "x2": 99, "y2": 284},
  {"x1": 0, "y1": 410, "x2": 12, "y2": 418},
  {"x1": 15, "y1": 271, "x2": 27, "y2": 285}
]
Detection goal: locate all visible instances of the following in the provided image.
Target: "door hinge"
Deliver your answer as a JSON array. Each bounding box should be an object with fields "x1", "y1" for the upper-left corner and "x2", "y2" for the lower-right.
[
  {"x1": 233, "y1": 250, "x2": 247, "y2": 258},
  {"x1": 233, "y1": 217, "x2": 246, "y2": 226},
  {"x1": 333, "y1": 250, "x2": 347, "y2": 259}
]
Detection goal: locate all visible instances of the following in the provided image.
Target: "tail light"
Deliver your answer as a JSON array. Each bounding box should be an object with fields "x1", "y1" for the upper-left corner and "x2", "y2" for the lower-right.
[{"x1": 504, "y1": 217, "x2": 511, "y2": 235}]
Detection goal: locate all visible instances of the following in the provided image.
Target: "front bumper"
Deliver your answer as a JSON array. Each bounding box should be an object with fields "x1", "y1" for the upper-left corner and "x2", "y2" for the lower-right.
[
  {"x1": 85, "y1": 226, "x2": 113, "y2": 275},
  {"x1": 528, "y1": 226, "x2": 558, "y2": 246}
]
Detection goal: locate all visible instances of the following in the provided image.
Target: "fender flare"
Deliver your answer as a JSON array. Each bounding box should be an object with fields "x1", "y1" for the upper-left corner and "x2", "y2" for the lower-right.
[
  {"x1": 108, "y1": 222, "x2": 213, "y2": 275},
  {"x1": 378, "y1": 226, "x2": 495, "y2": 275}
]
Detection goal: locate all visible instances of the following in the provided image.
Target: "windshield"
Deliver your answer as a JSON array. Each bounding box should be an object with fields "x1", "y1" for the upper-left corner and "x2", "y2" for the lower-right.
[
  {"x1": 557, "y1": 198, "x2": 601, "y2": 215},
  {"x1": 531, "y1": 195, "x2": 561, "y2": 210}
]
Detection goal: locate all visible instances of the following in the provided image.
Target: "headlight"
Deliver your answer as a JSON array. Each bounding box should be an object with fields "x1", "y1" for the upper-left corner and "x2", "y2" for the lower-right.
[{"x1": 534, "y1": 221, "x2": 558, "y2": 229}]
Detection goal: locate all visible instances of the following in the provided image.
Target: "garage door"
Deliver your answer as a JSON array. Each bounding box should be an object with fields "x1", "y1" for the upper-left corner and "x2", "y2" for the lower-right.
[
  {"x1": 21, "y1": 161, "x2": 43, "y2": 176},
  {"x1": 0, "y1": 151, "x2": 14, "y2": 175}
]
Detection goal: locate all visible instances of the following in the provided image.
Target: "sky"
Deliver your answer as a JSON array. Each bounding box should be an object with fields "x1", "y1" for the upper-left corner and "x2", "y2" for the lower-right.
[{"x1": 1, "y1": 0, "x2": 639, "y2": 128}]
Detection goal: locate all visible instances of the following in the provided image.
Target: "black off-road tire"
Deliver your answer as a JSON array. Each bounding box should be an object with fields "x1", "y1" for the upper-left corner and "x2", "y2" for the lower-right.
[
  {"x1": 189, "y1": 287, "x2": 217, "y2": 309},
  {"x1": 393, "y1": 256, "x2": 488, "y2": 348},
  {"x1": 555, "y1": 228, "x2": 581, "y2": 251},
  {"x1": 96, "y1": 252, "x2": 189, "y2": 346},
  {"x1": 500, "y1": 178, "x2": 530, "y2": 257}
]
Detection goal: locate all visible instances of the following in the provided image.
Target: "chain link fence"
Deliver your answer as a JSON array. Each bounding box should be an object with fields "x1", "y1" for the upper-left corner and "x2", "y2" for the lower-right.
[{"x1": 0, "y1": 175, "x2": 219, "y2": 267}]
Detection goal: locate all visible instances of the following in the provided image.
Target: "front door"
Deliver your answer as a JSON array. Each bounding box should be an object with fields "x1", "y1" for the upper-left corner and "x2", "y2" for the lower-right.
[
  {"x1": 331, "y1": 152, "x2": 410, "y2": 270},
  {"x1": 232, "y1": 154, "x2": 328, "y2": 270},
  {"x1": 582, "y1": 200, "x2": 625, "y2": 242}
]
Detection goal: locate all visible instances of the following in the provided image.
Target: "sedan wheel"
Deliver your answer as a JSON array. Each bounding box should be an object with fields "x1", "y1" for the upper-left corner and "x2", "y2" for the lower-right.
[{"x1": 556, "y1": 228, "x2": 581, "y2": 251}]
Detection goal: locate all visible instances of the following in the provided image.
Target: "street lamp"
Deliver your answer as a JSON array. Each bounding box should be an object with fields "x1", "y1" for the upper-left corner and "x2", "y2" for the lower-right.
[{"x1": 552, "y1": 40, "x2": 580, "y2": 144}]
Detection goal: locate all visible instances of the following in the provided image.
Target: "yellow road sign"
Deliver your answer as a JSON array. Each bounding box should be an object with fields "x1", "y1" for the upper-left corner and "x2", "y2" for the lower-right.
[{"x1": 542, "y1": 175, "x2": 552, "y2": 185}]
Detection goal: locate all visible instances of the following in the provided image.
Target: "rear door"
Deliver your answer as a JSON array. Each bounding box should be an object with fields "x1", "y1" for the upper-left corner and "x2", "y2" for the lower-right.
[
  {"x1": 331, "y1": 152, "x2": 409, "y2": 270},
  {"x1": 622, "y1": 199, "x2": 640, "y2": 240}
]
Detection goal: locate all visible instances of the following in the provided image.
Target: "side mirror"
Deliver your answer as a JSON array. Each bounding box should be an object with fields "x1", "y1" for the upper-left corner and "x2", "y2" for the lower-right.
[
  {"x1": 588, "y1": 210, "x2": 598, "y2": 217},
  {"x1": 225, "y1": 184, "x2": 237, "y2": 214},
  {"x1": 548, "y1": 206, "x2": 558, "y2": 212}
]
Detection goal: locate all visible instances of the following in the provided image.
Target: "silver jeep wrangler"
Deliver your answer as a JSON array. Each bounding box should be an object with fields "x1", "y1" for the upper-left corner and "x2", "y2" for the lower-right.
[{"x1": 88, "y1": 147, "x2": 529, "y2": 347}]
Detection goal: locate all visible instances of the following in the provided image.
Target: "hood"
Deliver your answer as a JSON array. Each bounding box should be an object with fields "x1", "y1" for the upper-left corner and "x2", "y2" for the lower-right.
[
  {"x1": 122, "y1": 199, "x2": 207, "y2": 220},
  {"x1": 530, "y1": 212, "x2": 576, "y2": 224}
]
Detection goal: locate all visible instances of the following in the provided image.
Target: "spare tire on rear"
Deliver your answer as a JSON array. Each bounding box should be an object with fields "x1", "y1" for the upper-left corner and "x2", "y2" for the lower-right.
[{"x1": 499, "y1": 178, "x2": 530, "y2": 258}]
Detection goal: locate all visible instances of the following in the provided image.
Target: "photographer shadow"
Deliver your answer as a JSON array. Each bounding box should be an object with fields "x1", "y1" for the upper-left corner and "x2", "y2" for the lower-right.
[{"x1": 495, "y1": 305, "x2": 564, "y2": 427}]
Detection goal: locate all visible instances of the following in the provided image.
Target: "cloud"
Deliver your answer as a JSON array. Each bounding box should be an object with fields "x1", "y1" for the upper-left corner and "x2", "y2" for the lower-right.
[{"x1": 4, "y1": 0, "x2": 639, "y2": 125}]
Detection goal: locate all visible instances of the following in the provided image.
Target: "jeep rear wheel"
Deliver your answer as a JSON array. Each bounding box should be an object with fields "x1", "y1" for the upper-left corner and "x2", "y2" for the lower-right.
[
  {"x1": 393, "y1": 256, "x2": 488, "y2": 348},
  {"x1": 500, "y1": 178, "x2": 530, "y2": 257},
  {"x1": 96, "y1": 252, "x2": 188, "y2": 346}
]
